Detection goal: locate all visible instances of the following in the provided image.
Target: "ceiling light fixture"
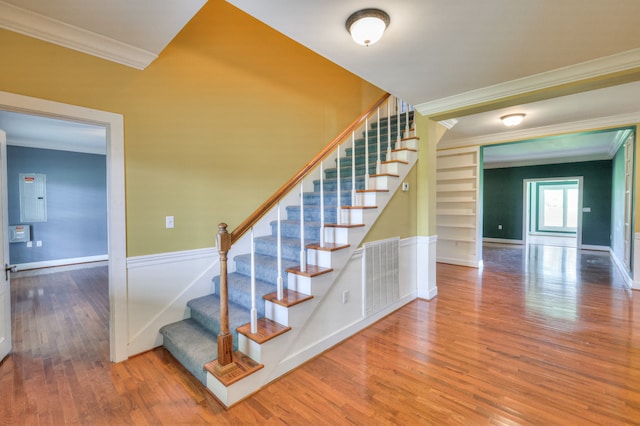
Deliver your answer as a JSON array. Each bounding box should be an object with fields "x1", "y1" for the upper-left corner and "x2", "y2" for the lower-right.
[
  {"x1": 501, "y1": 113, "x2": 525, "y2": 127},
  {"x1": 346, "y1": 8, "x2": 390, "y2": 46}
]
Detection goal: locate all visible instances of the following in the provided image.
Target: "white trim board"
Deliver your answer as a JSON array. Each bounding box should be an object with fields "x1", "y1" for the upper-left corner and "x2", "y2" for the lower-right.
[
  {"x1": 416, "y1": 48, "x2": 640, "y2": 117},
  {"x1": 0, "y1": 1, "x2": 156, "y2": 70},
  {"x1": 15, "y1": 254, "x2": 108, "y2": 271},
  {"x1": 0, "y1": 90, "x2": 128, "y2": 362},
  {"x1": 440, "y1": 111, "x2": 640, "y2": 151}
]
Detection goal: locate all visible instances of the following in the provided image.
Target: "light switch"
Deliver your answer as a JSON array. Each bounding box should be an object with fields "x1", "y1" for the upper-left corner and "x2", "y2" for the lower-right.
[{"x1": 166, "y1": 216, "x2": 174, "y2": 229}]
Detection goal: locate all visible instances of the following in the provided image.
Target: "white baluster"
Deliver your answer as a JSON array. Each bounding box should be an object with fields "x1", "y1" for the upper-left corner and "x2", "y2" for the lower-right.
[
  {"x1": 365, "y1": 118, "x2": 369, "y2": 190},
  {"x1": 405, "y1": 100, "x2": 410, "y2": 139},
  {"x1": 351, "y1": 131, "x2": 356, "y2": 206},
  {"x1": 250, "y1": 228, "x2": 257, "y2": 334},
  {"x1": 396, "y1": 97, "x2": 401, "y2": 146},
  {"x1": 299, "y1": 183, "x2": 306, "y2": 273},
  {"x1": 320, "y1": 161, "x2": 325, "y2": 248},
  {"x1": 376, "y1": 106, "x2": 381, "y2": 175},
  {"x1": 412, "y1": 105, "x2": 417, "y2": 137},
  {"x1": 276, "y1": 202, "x2": 283, "y2": 300},
  {"x1": 336, "y1": 147, "x2": 341, "y2": 226},
  {"x1": 387, "y1": 97, "x2": 392, "y2": 160}
]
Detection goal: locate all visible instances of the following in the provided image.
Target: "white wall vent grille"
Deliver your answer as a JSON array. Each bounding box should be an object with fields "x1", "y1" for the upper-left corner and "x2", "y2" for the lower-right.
[{"x1": 363, "y1": 237, "x2": 400, "y2": 317}]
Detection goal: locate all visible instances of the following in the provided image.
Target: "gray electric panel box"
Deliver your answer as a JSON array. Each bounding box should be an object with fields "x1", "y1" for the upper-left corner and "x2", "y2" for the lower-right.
[
  {"x1": 19, "y1": 173, "x2": 47, "y2": 222},
  {"x1": 9, "y1": 225, "x2": 30, "y2": 243}
]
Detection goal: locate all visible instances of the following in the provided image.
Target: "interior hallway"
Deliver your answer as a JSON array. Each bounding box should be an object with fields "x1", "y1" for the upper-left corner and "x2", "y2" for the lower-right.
[{"x1": 0, "y1": 245, "x2": 639, "y2": 424}]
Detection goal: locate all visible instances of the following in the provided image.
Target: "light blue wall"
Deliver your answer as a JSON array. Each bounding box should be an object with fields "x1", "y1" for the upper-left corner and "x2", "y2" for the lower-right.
[{"x1": 8, "y1": 146, "x2": 107, "y2": 265}]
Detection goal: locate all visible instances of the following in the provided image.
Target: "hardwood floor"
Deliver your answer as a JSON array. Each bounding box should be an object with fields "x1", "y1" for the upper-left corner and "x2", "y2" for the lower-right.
[{"x1": 1, "y1": 246, "x2": 639, "y2": 424}]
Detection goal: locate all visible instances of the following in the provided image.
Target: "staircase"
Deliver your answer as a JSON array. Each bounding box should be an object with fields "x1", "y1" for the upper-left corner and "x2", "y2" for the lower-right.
[{"x1": 160, "y1": 96, "x2": 418, "y2": 407}]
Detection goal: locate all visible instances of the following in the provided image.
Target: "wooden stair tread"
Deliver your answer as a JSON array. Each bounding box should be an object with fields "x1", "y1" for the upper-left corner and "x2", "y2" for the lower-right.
[
  {"x1": 306, "y1": 242, "x2": 350, "y2": 252},
  {"x1": 205, "y1": 351, "x2": 263, "y2": 387},
  {"x1": 370, "y1": 173, "x2": 400, "y2": 178},
  {"x1": 236, "y1": 317, "x2": 291, "y2": 344},
  {"x1": 286, "y1": 264, "x2": 333, "y2": 277},
  {"x1": 324, "y1": 223, "x2": 365, "y2": 228},
  {"x1": 382, "y1": 159, "x2": 409, "y2": 165},
  {"x1": 401, "y1": 136, "x2": 420, "y2": 141},
  {"x1": 263, "y1": 289, "x2": 314, "y2": 307},
  {"x1": 341, "y1": 205, "x2": 377, "y2": 209},
  {"x1": 393, "y1": 147, "x2": 417, "y2": 153}
]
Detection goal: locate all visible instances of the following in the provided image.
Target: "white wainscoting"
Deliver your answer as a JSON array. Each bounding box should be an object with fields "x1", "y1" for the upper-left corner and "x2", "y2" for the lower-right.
[
  {"x1": 122, "y1": 235, "x2": 439, "y2": 359},
  {"x1": 126, "y1": 247, "x2": 219, "y2": 356},
  {"x1": 633, "y1": 233, "x2": 640, "y2": 290}
]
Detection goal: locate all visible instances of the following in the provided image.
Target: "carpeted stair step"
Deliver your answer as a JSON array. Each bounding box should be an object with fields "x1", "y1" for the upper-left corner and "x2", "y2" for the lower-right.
[
  {"x1": 272, "y1": 219, "x2": 322, "y2": 241},
  {"x1": 337, "y1": 152, "x2": 390, "y2": 167},
  {"x1": 324, "y1": 164, "x2": 377, "y2": 179},
  {"x1": 213, "y1": 272, "x2": 281, "y2": 318},
  {"x1": 313, "y1": 176, "x2": 366, "y2": 192},
  {"x1": 234, "y1": 252, "x2": 299, "y2": 286},
  {"x1": 345, "y1": 141, "x2": 398, "y2": 157},
  {"x1": 286, "y1": 204, "x2": 339, "y2": 223},
  {"x1": 303, "y1": 190, "x2": 353, "y2": 206},
  {"x1": 187, "y1": 293, "x2": 250, "y2": 341},
  {"x1": 160, "y1": 318, "x2": 217, "y2": 384},
  {"x1": 254, "y1": 234, "x2": 301, "y2": 261}
]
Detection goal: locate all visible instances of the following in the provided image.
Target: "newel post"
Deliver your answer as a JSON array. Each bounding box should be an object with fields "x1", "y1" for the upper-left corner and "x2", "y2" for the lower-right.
[{"x1": 214, "y1": 223, "x2": 237, "y2": 375}]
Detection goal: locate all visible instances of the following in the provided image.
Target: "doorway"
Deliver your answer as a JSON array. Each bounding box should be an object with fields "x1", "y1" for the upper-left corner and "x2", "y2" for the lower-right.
[
  {"x1": 523, "y1": 177, "x2": 583, "y2": 248},
  {"x1": 0, "y1": 91, "x2": 127, "y2": 362}
]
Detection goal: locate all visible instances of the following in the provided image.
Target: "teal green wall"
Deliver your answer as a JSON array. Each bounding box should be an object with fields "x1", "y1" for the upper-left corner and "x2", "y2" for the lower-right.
[
  {"x1": 483, "y1": 160, "x2": 612, "y2": 246},
  {"x1": 610, "y1": 148, "x2": 625, "y2": 256}
]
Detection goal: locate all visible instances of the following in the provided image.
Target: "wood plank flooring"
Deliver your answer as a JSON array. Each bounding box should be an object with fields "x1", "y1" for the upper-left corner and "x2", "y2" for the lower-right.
[{"x1": 1, "y1": 244, "x2": 639, "y2": 424}]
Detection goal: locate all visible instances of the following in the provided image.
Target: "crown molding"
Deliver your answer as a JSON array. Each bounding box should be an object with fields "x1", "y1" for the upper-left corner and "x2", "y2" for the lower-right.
[
  {"x1": 439, "y1": 111, "x2": 640, "y2": 151},
  {"x1": 0, "y1": 1, "x2": 156, "y2": 70},
  {"x1": 438, "y1": 119, "x2": 458, "y2": 130},
  {"x1": 416, "y1": 49, "x2": 640, "y2": 117}
]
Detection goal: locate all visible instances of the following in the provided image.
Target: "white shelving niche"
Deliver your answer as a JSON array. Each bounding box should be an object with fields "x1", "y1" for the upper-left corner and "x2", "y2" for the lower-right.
[{"x1": 436, "y1": 146, "x2": 482, "y2": 267}]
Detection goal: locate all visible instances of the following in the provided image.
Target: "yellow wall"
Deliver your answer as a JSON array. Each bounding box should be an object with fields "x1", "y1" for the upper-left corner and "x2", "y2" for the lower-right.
[
  {"x1": 0, "y1": 2, "x2": 384, "y2": 256},
  {"x1": 416, "y1": 115, "x2": 446, "y2": 236},
  {"x1": 362, "y1": 165, "x2": 418, "y2": 243}
]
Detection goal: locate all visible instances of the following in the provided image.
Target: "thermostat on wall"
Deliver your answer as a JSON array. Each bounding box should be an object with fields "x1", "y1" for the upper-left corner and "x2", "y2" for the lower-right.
[{"x1": 9, "y1": 225, "x2": 30, "y2": 243}]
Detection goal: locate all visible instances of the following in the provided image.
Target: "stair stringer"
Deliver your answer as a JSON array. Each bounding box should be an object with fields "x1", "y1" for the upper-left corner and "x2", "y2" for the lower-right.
[{"x1": 205, "y1": 139, "x2": 418, "y2": 407}]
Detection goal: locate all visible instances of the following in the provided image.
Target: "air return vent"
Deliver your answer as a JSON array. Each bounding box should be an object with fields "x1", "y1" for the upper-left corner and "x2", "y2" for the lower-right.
[{"x1": 362, "y1": 237, "x2": 399, "y2": 317}]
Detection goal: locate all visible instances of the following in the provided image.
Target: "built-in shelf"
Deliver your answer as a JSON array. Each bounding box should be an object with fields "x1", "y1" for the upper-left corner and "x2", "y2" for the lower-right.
[{"x1": 436, "y1": 146, "x2": 482, "y2": 267}]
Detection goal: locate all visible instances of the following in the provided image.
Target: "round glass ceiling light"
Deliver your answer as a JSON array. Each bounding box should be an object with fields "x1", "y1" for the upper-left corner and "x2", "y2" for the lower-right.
[
  {"x1": 501, "y1": 113, "x2": 526, "y2": 127},
  {"x1": 346, "y1": 9, "x2": 390, "y2": 46}
]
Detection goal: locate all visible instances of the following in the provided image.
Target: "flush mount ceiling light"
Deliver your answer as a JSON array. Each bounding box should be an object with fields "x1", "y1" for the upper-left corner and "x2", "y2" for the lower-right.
[
  {"x1": 346, "y1": 8, "x2": 390, "y2": 46},
  {"x1": 501, "y1": 113, "x2": 526, "y2": 127}
]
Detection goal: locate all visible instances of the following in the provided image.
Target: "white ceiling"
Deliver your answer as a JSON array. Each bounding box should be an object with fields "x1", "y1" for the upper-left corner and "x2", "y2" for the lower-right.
[
  {"x1": 0, "y1": 111, "x2": 106, "y2": 155},
  {"x1": 0, "y1": 0, "x2": 639, "y2": 165}
]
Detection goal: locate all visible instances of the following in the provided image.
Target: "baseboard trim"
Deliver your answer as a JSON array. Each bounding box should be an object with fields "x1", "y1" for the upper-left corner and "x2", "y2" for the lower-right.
[
  {"x1": 15, "y1": 254, "x2": 108, "y2": 271},
  {"x1": 483, "y1": 238, "x2": 523, "y2": 245},
  {"x1": 609, "y1": 248, "x2": 633, "y2": 289},
  {"x1": 580, "y1": 244, "x2": 609, "y2": 252}
]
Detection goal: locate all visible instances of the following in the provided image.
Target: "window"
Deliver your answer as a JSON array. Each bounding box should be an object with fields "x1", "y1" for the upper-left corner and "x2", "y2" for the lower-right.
[{"x1": 537, "y1": 181, "x2": 578, "y2": 233}]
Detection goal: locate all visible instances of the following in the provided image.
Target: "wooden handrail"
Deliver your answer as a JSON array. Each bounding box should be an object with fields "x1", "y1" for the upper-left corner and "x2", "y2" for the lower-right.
[{"x1": 230, "y1": 92, "x2": 391, "y2": 244}]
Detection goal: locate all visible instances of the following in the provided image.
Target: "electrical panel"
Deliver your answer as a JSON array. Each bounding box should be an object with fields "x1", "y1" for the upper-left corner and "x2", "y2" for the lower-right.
[
  {"x1": 19, "y1": 173, "x2": 47, "y2": 222},
  {"x1": 9, "y1": 225, "x2": 30, "y2": 243}
]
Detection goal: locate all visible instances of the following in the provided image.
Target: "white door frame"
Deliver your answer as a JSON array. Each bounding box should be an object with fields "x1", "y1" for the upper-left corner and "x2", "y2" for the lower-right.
[
  {"x1": 523, "y1": 176, "x2": 583, "y2": 247},
  {"x1": 0, "y1": 91, "x2": 128, "y2": 362}
]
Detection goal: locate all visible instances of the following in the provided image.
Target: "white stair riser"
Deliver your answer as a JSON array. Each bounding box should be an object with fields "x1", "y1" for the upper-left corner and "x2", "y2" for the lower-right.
[
  {"x1": 307, "y1": 248, "x2": 332, "y2": 268},
  {"x1": 324, "y1": 226, "x2": 350, "y2": 245},
  {"x1": 354, "y1": 191, "x2": 379, "y2": 206},
  {"x1": 391, "y1": 150, "x2": 411, "y2": 162},
  {"x1": 381, "y1": 162, "x2": 401, "y2": 175},
  {"x1": 400, "y1": 137, "x2": 419, "y2": 150}
]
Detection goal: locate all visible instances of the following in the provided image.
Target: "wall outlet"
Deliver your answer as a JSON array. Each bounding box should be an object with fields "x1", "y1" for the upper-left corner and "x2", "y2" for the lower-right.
[
  {"x1": 26, "y1": 241, "x2": 32, "y2": 248},
  {"x1": 498, "y1": 224, "x2": 502, "y2": 230},
  {"x1": 36, "y1": 240, "x2": 42, "y2": 247},
  {"x1": 165, "y1": 215, "x2": 174, "y2": 229},
  {"x1": 342, "y1": 290, "x2": 350, "y2": 304}
]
